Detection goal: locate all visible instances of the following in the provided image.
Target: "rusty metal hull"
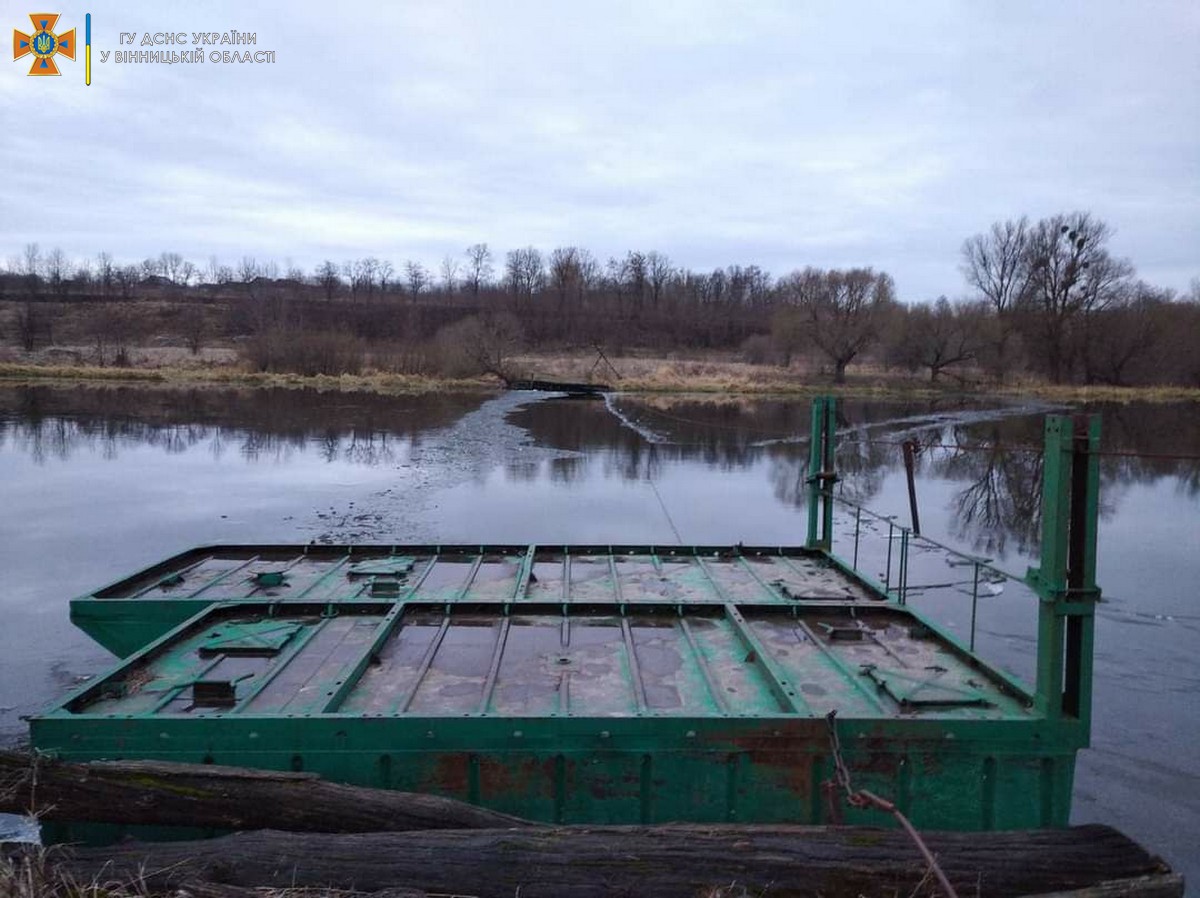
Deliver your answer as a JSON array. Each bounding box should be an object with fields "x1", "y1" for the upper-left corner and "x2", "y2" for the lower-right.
[{"x1": 35, "y1": 556, "x2": 1082, "y2": 829}]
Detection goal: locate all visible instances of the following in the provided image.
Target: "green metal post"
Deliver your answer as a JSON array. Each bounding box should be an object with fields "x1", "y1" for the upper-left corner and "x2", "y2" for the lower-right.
[
  {"x1": 1028, "y1": 415, "x2": 1101, "y2": 730},
  {"x1": 806, "y1": 397, "x2": 837, "y2": 551},
  {"x1": 806, "y1": 400, "x2": 824, "y2": 548},
  {"x1": 822, "y1": 399, "x2": 836, "y2": 545}
]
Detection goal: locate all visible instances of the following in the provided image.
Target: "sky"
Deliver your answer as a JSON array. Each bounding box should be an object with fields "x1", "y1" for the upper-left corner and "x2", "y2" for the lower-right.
[{"x1": 1, "y1": 0, "x2": 1197, "y2": 300}]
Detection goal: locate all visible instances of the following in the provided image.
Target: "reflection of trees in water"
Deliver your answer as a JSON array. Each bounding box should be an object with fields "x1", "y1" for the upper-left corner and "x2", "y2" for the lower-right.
[
  {"x1": 505, "y1": 461, "x2": 541, "y2": 482},
  {"x1": 766, "y1": 440, "x2": 891, "y2": 510},
  {"x1": 549, "y1": 454, "x2": 587, "y2": 484},
  {"x1": 4, "y1": 386, "x2": 1195, "y2": 548},
  {"x1": 513, "y1": 396, "x2": 806, "y2": 485},
  {"x1": 1098, "y1": 401, "x2": 1200, "y2": 499},
  {"x1": 0, "y1": 385, "x2": 480, "y2": 467},
  {"x1": 519, "y1": 397, "x2": 803, "y2": 458},
  {"x1": 511, "y1": 398, "x2": 1197, "y2": 558},
  {"x1": 762, "y1": 403, "x2": 1196, "y2": 558},
  {"x1": 875, "y1": 405, "x2": 1197, "y2": 556},
  {"x1": 929, "y1": 423, "x2": 1045, "y2": 556}
]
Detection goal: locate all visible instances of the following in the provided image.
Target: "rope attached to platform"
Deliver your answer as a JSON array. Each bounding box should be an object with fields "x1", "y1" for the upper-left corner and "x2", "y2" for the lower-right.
[{"x1": 824, "y1": 710, "x2": 960, "y2": 898}]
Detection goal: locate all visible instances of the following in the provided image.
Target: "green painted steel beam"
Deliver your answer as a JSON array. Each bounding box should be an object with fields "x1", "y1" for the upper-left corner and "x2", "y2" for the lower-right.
[
  {"x1": 722, "y1": 604, "x2": 810, "y2": 715},
  {"x1": 322, "y1": 603, "x2": 407, "y2": 713},
  {"x1": 1029, "y1": 414, "x2": 1101, "y2": 729}
]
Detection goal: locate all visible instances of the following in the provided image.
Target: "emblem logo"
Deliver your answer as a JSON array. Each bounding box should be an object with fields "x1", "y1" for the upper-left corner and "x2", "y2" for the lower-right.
[{"x1": 13, "y1": 13, "x2": 76, "y2": 76}]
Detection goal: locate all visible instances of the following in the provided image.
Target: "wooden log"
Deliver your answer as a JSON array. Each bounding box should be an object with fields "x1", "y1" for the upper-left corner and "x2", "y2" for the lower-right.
[
  {"x1": 166, "y1": 883, "x2": 432, "y2": 898},
  {"x1": 1019, "y1": 874, "x2": 1185, "y2": 898},
  {"x1": 55, "y1": 824, "x2": 1172, "y2": 898},
  {"x1": 158, "y1": 872, "x2": 1187, "y2": 898},
  {"x1": 0, "y1": 751, "x2": 530, "y2": 832}
]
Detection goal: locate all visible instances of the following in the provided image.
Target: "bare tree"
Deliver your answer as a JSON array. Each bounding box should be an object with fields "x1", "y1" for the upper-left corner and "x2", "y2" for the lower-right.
[
  {"x1": 201, "y1": 256, "x2": 234, "y2": 289},
  {"x1": 439, "y1": 256, "x2": 460, "y2": 295},
  {"x1": 435, "y1": 312, "x2": 525, "y2": 379},
  {"x1": 114, "y1": 265, "x2": 139, "y2": 300},
  {"x1": 16, "y1": 302, "x2": 45, "y2": 351},
  {"x1": 887, "y1": 297, "x2": 982, "y2": 382},
  {"x1": 348, "y1": 258, "x2": 379, "y2": 299},
  {"x1": 505, "y1": 247, "x2": 544, "y2": 302},
  {"x1": 315, "y1": 261, "x2": 341, "y2": 302},
  {"x1": 961, "y1": 218, "x2": 1032, "y2": 315},
  {"x1": 575, "y1": 249, "x2": 599, "y2": 305},
  {"x1": 405, "y1": 260, "x2": 429, "y2": 297},
  {"x1": 235, "y1": 257, "x2": 263, "y2": 305},
  {"x1": 45, "y1": 247, "x2": 70, "y2": 299},
  {"x1": 75, "y1": 257, "x2": 93, "y2": 292},
  {"x1": 775, "y1": 267, "x2": 895, "y2": 383},
  {"x1": 622, "y1": 251, "x2": 647, "y2": 309},
  {"x1": 742, "y1": 265, "x2": 773, "y2": 307},
  {"x1": 158, "y1": 252, "x2": 195, "y2": 286},
  {"x1": 549, "y1": 246, "x2": 580, "y2": 310},
  {"x1": 96, "y1": 252, "x2": 115, "y2": 298},
  {"x1": 645, "y1": 252, "x2": 673, "y2": 309},
  {"x1": 89, "y1": 303, "x2": 136, "y2": 366},
  {"x1": 181, "y1": 304, "x2": 206, "y2": 356},
  {"x1": 378, "y1": 260, "x2": 395, "y2": 295},
  {"x1": 707, "y1": 268, "x2": 727, "y2": 305},
  {"x1": 1020, "y1": 212, "x2": 1133, "y2": 383},
  {"x1": 464, "y1": 243, "x2": 493, "y2": 300},
  {"x1": 1077, "y1": 281, "x2": 1166, "y2": 385},
  {"x1": 960, "y1": 218, "x2": 1033, "y2": 381},
  {"x1": 21, "y1": 242, "x2": 42, "y2": 301}
]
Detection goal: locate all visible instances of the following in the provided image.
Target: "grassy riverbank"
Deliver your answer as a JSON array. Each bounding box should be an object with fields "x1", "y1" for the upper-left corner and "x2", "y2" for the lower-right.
[
  {"x1": 0, "y1": 363, "x2": 492, "y2": 396},
  {"x1": 2, "y1": 358, "x2": 1198, "y2": 403}
]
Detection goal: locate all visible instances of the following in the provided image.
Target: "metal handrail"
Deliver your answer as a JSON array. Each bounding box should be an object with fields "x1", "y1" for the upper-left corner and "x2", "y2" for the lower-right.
[
  {"x1": 829, "y1": 491, "x2": 1031, "y2": 652},
  {"x1": 830, "y1": 492, "x2": 1025, "y2": 583}
]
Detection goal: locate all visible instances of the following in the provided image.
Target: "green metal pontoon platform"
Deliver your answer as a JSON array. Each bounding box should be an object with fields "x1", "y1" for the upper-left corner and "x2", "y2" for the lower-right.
[{"x1": 30, "y1": 400, "x2": 1103, "y2": 832}]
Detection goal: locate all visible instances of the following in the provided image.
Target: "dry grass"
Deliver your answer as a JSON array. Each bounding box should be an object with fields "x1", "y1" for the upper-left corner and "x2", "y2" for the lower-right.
[
  {"x1": 0, "y1": 363, "x2": 496, "y2": 396},
  {"x1": 986, "y1": 381, "x2": 1200, "y2": 404},
  {"x1": 512, "y1": 352, "x2": 925, "y2": 396},
  {"x1": 2, "y1": 353, "x2": 1198, "y2": 403},
  {"x1": 514, "y1": 353, "x2": 1200, "y2": 402},
  {"x1": 0, "y1": 848, "x2": 481, "y2": 898},
  {"x1": 0, "y1": 847, "x2": 145, "y2": 898},
  {"x1": 520, "y1": 352, "x2": 1200, "y2": 400}
]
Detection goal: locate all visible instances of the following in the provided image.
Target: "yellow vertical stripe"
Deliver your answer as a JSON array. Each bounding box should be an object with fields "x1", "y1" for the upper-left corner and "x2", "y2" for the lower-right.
[{"x1": 85, "y1": 45, "x2": 91, "y2": 84}]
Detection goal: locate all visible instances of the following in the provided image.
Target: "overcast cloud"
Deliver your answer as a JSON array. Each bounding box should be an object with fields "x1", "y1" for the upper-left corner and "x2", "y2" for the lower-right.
[{"x1": 1, "y1": 0, "x2": 1197, "y2": 299}]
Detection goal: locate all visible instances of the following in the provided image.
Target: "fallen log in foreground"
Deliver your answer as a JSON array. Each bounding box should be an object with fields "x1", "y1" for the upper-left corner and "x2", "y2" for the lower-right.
[
  {"x1": 0, "y1": 751, "x2": 530, "y2": 832},
  {"x1": 1020, "y1": 875, "x2": 1186, "y2": 898},
  {"x1": 53, "y1": 824, "x2": 1175, "y2": 898}
]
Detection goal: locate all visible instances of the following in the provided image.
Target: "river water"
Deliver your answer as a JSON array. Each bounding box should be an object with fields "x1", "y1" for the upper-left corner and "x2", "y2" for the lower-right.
[{"x1": 0, "y1": 383, "x2": 1196, "y2": 882}]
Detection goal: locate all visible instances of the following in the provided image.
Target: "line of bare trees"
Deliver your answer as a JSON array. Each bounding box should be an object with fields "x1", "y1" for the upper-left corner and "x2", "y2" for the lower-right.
[
  {"x1": 2, "y1": 213, "x2": 1197, "y2": 385},
  {"x1": 957, "y1": 212, "x2": 1169, "y2": 385}
]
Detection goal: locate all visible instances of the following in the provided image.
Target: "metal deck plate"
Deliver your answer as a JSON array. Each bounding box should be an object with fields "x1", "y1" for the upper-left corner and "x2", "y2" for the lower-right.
[
  {"x1": 87, "y1": 545, "x2": 873, "y2": 604},
  {"x1": 71, "y1": 545, "x2": 877, "y2": 658},
  {"x1": 59, "y1": 601, "x2": 1026, "y2": 722}
]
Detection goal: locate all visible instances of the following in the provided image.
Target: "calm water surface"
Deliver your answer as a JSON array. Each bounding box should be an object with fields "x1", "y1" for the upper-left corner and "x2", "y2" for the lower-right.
[{"x1": 0, "y1": 384, "x2": 1197, "y2": 881}]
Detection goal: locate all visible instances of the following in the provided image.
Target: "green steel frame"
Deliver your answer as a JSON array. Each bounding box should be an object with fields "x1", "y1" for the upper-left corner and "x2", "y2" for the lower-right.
[{"x1": 31, "y1": 399, "x2": 1103, "y2": 832}]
